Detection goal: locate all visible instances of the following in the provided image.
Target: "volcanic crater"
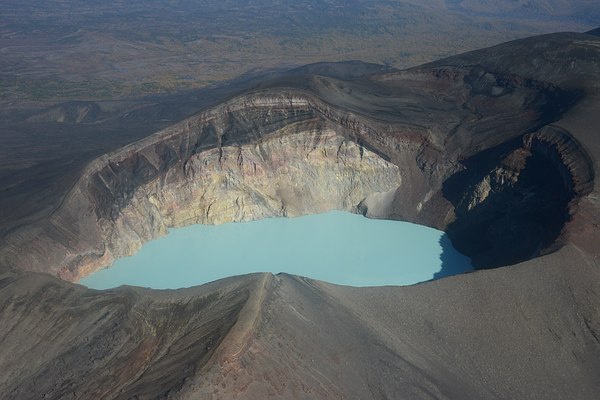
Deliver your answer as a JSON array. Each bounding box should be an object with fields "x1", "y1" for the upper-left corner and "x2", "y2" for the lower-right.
[{"x1": 1, "y1": 31, "x2": 599, "y2": 399}]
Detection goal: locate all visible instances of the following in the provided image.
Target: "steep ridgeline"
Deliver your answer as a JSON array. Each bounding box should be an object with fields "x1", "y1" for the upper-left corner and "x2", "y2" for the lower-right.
[
  {"x1": 0, "y1": 269, "x2": 272, "y2": 399},
  {"x1": 0, "y1": 44, "x2": 595, "y2": 279},
  {"x1": 1, "y1": 254, "x2": 599, "y2": 400}
]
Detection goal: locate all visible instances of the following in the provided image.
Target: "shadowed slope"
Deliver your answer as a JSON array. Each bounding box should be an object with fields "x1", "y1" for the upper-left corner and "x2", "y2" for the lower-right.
[
  {"x1": 0, "y1": 270, "x2": 270, "y2": 398},
  {"x1": 1, "y1": 247, "x2": 598, "y2": 399}
]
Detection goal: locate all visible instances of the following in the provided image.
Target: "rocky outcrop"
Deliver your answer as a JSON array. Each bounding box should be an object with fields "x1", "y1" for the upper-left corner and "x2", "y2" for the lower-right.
[
  {"x1": 443, "y1": 124, "x2": 595, "y2": 268},
  {"x1": 523, "y1": 125, "x2": 595, "y2": 200}
]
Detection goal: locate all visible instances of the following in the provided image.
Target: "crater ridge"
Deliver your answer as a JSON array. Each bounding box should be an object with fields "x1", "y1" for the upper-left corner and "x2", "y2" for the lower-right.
[{"x1": 0, "y1": 57, "x2": 593, "y2": 280}]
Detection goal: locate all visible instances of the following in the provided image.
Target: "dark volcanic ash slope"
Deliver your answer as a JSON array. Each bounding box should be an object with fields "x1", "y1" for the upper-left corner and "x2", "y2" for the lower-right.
[
  {"x1": 2, "y1": 251, "x2": 599, "y2": 400},
  {"x1": 0, "y1": 31, "x2": 599, "y2": 399}
]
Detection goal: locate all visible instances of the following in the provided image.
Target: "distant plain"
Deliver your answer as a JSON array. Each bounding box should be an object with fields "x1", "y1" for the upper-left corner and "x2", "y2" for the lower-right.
[
  {"x1": 0, "y1": 0, "x2": 598, "y2": 236},
  {"x1": 1, "y1": 0, "x2": 597, "y2": 103}
]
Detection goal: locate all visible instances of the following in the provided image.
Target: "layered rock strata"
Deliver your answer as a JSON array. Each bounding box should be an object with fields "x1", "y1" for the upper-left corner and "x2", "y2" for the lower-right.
[
  {"x1": 0, "y1": 66, "x2": 589, "y2": 280},
  {"x1": 0, "y1": 94, "x2": 406, "y2": 280}
]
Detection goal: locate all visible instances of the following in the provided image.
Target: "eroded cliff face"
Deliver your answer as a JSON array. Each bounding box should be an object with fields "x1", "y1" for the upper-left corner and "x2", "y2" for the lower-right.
[
  {"x1": 443, "y1": 125, "x2": 594, "y2": 268},
  {"x1": 0, "y1": 59, "x2": 592, "y2": 282},
  {"x1": 0, "y1": 95, "x2": 404, "y2": 281},
  {"x1": 98, "y1": 130, "x2": 402, "y2": 281}
]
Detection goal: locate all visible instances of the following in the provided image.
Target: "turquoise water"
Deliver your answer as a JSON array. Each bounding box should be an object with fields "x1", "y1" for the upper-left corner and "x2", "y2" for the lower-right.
[{"x1": 80, "y1": 211, "x2": 472, "y2": 289}]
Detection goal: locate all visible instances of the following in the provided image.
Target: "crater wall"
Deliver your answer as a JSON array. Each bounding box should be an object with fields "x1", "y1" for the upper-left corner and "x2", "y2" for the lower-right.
[
  {"x1": 0, "y1": 94, "x2": 406, "y2": 281},
  {"x1": 0, "y1": 67, "x2": 592, "y2": 280}
]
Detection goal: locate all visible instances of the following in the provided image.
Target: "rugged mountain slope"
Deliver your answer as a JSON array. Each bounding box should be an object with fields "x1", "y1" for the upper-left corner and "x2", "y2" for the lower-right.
[
  {"x1": 0, "y1": 61, "x2": 393, "y2": 239},
  {"x1": 0, "y1": 31, "x2": 599, "y2": 399},
  {"x1": 193, "y1": 248, "x2": 600, "y2": 399},
  {"x1": 0, "y1": 42, "x2": 590, "y2": 277},
  {"x1": 2, "y1": 247, "x2": 599, "y2": 400}
]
